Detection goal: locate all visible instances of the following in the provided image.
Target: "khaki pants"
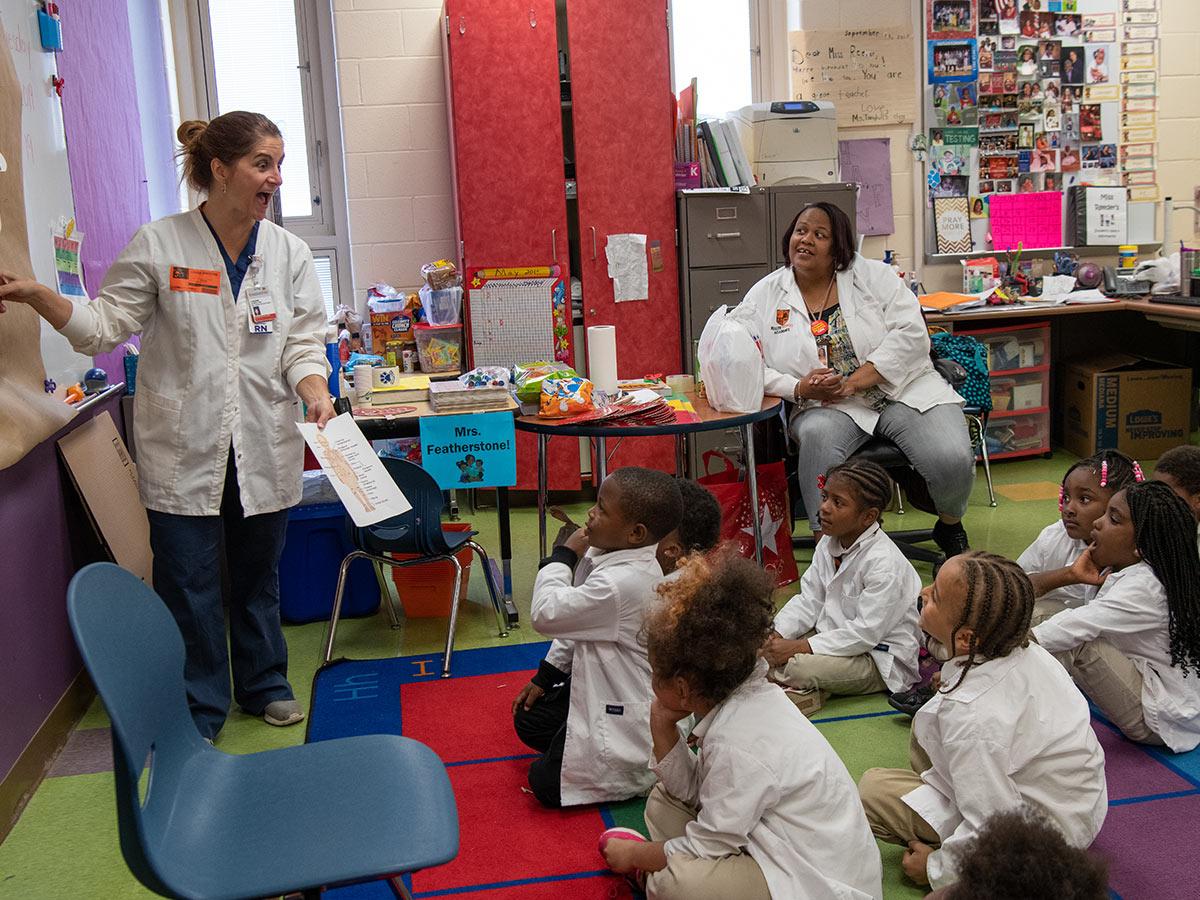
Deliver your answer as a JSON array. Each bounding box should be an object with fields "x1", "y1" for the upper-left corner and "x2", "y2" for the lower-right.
[
  {"x1": 773, "y1": 629, "x2": 889, "y2": 695},
  {"x1": 1031, "y1": 596, "x2": 1068, "y2": 627},
  {"x1": 858, "y1": 731, "x2": 941, "y2": 847},
  {"x1": 1052, "y1": 638, "x2": 1165, "y2": 746},
  {"x1": 643, "y1": 784, "x2": 771, "y2": 900}
]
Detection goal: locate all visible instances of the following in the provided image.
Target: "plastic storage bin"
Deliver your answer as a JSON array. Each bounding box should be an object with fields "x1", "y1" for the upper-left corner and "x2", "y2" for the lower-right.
[
  {"x1": 388, "y1": 522, "x2": 473, "y2": 618},
  {"x1": 418, "y1": 285, "x2": 463, "y2": 325},
  {"x1": 414, "y1": 323, "x2": 463, "y2": 373},
  {"x1": 279, "y1": 501, "x2": 381, "y2": 624}
]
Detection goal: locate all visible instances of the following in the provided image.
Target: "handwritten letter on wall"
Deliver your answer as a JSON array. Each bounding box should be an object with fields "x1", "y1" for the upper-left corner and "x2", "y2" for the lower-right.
[{"x1": 789, "y1": 27, "x2": 916, "y2": 128}]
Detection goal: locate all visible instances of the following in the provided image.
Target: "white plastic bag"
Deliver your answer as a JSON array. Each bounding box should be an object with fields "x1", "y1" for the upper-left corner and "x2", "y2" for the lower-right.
[{"x1": 697, "y1": 305, "x2": 764, "y2": 413}]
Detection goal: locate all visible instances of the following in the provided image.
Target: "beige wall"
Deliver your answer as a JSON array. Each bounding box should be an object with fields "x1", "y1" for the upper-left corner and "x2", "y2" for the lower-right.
[{"x1": 332, "y1": 0, "x2": 1200, "y2": 302}]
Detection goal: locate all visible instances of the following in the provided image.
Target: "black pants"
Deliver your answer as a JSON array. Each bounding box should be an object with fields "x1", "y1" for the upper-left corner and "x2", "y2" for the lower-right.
[{"x1": 513, "y1": 678, "x2": 570, "y2": 808}]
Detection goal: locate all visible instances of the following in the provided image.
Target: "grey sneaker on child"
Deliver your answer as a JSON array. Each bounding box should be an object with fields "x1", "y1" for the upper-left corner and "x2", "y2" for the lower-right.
[{"x1": 263, "y1": 699, "x2": 305, "y2": 727}]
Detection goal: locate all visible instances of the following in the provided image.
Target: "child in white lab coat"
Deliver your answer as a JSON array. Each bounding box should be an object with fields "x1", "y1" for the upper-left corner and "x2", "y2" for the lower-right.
[
  {"x1": 1033, "y1": 480, "x2": 1200, "y2": 751},
  {"x1": 600, "y1": 551, "x2": 883, "y2": 900},
  {"x1": 763, "y1": 459, "x2": 922, "y2": 714},
  {"x1": 512, "y1": 467, "x2": 682, "y2": 808},
  {"x1": 1152, "y1": 445, "x2": 1200, "y2": 552},
  {"x1": 1019, "y1": 449, "x2": 1143, "y2": 617},
  {"x1": 859, "y1": 552, "x2": 1106, "y2": 891},
  {"x1": 655, "y1": 478, "x2": 723, "y2": 576}
]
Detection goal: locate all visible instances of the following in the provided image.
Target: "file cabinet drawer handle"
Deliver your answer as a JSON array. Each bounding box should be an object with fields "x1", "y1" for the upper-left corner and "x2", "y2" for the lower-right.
[
  {"x1": 708, "y1": 231, "x2": 742, "y2": 240},
  {"x1": 717, "y1": 280, "x2": 740, "y2": 293},
  {"x1": 715, "y1": 207, "x2": 739, "y2": 220}
]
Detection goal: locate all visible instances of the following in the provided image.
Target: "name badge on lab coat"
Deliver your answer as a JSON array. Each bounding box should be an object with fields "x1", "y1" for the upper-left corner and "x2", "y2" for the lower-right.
[{"x1": 246, "y1": 286, "x2": 275, "y2": 334}]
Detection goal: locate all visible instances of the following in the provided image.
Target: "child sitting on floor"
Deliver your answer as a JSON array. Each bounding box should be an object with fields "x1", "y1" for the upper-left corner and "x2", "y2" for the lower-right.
[
  {"x1": 762, "y1": 460, "x2": 922, "y2": 716},
  {"x1": 1033, "y1": 480, "x2": 1200, "y2": 751},
  {"x1": 1152, "y1": 445, "x2": 1200, "y2": 549},
  {"x1": 599, "y1": 551, "x2": 883, "y2": 900},
  {"x1": 512, "y1": 467, "x2": 682, "y2": 808},
  {"x1": 923, "y1": 806, "x2": 1109, "y2": 900},
  {"x1": 859, "y1": 552, "x2": 1106, "y2": 890},
  {"x1": 656, "y1": 478, "x2": 723, "y2": 576},
  {"x1": 1019, "y1": 449, "x2": 1142, "y2": 617}
]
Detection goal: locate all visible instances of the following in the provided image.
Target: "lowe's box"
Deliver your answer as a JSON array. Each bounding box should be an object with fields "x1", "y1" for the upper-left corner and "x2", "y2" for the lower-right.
[{"x1": 1060, "y1": 353, "x2": 1192, "y2": 460}]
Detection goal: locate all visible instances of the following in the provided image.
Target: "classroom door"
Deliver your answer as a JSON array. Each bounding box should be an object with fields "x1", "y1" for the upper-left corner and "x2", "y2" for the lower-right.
[
  {"x1": 568, "y1": 0, "x2": 680, "y2": 474},
  {"x1": 446, "y1": 0, "x2": 580, "y2": 490}
]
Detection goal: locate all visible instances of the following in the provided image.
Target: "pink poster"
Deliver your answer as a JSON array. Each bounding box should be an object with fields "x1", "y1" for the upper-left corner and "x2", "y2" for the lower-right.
[{"x1": 988, "y1": 191, "x2": 1063, "y2": 250}]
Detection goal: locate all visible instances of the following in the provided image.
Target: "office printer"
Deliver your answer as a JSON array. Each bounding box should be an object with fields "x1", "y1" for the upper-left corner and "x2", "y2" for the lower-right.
[{"x1": 731, "y1": 101, "x2": 839, "y2": 185}]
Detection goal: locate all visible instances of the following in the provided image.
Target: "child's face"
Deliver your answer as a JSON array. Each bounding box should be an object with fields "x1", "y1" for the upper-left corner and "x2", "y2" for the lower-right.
[
  {"x1": 649, "y1": 658, "x2": 694, "y2": 715},
  {"x1": 1061, "y1": 466, "x2": 1110, "y2": 541},
  {"x1": 817, "y1": 474, "x2": 878, "y2": 542},
  {"x1": 585, "y1": 477, "x2": 644, "y2": 551},
  {"x1": 1089, "y1": 490, "x2": 1140, "y2": 571},
  {"x1": 920, "y1": 559, "x2": 973, "y2": 655},
  {"x1": 1152, "y1": 471, "x2": 1200, "y2": 522}
]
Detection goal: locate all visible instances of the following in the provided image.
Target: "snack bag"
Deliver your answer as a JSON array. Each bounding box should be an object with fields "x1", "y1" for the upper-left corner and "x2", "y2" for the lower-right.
[
  {"x1": 420, "y1": 258, "x2": 459, "y2": 290},
  {"x1": 514, "y1": 361, "x2": 578, "y2": 404},
  {"x1": 538, "y1": 376, "x2": 594, "y2": 418}
]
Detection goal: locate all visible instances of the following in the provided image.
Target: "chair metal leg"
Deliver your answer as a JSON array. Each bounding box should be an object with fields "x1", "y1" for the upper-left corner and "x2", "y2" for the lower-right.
[
  {"x1": 388, "y1": 875, "x2": 414, "y2": 899},
  {"x1": 896, "y1": 482, "x2": 906, "y2": 515},
  {"x1": 468, "y1": 540, "x2": 510, "y2": 637},
  {"x1": 322, "y1": 550, "x2": 373, "y2": 663},
  {"x1": 978, "y1": 421, "x2": 998, "y2": 508},
  {"x1": 441, "y1": 555, "x2": 464, "y2": 678},
  {"x1": 373, "y1": 560, "x2": 403, "y2": 629}
]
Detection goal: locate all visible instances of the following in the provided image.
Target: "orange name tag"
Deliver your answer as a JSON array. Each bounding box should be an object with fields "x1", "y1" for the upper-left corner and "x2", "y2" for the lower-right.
[{"x1": 168, "y1": 266, "x2": 222, "y2": 295}]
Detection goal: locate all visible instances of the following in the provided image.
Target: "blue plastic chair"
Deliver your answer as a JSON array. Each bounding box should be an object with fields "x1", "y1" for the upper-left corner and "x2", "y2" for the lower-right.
[
  {"x1": 321, "y1": 456, "x2": 510, "y2": 676},
  {"x1": 67, "y1": 562, "x2": 459, "y2": 900}
]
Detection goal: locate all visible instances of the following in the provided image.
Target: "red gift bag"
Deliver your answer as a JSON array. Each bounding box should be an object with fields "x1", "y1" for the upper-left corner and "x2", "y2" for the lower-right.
[{"x1": 697, "y1": 451, "x2": 799, "y2": 588}]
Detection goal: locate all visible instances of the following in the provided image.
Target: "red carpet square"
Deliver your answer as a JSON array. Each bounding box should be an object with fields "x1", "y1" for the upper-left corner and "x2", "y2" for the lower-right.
[
  {"x1": 435, "y1": 874, "x2": 633, "y2": 899},
  {"x1": 1093, "y1": 721, "x2": 1195, "y2": 801},
  {"x1": 401, "y1": 670, "x2": 537, "y2": 763},
  {"x1": 1094, "y1": 793, "x2": 1200, "y2": 900},
  {"x1": 409, "y1": 757, "x2": 609, "y2": 895}
]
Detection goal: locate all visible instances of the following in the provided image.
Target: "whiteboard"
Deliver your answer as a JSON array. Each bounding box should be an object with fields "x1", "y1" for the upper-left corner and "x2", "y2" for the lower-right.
[{"x1": 1, "y1": 2, "x2": 92, "y2": 386}]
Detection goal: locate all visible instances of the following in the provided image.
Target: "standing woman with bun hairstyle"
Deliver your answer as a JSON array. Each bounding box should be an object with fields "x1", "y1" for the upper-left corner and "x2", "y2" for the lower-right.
[{"x1": 0, "y1": 112, "x2": 334, "y2": 740}]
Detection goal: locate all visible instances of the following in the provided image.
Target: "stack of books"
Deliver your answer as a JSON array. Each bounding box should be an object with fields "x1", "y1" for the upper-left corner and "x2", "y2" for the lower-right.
[
  {"x1": 428, "y1": 380, "x2": 511, "y2": 412},
  {"x1": 368, "y1": 373, "x2": 430, "y2": 404}
]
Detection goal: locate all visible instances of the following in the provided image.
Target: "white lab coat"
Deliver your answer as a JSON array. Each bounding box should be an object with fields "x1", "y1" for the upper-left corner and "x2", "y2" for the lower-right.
[
  {"x1": 58, "y1": 208, "x2": 329, "y2": 516},
  {"x1": 1017, "y1": 520, "x2": 1097, "y2": 609},
  {"x1": 734, "y1": 257, "x2": 961, "y2": 434},
  {"x1": 904, "y1": 644, "x2": 1107, "y2": 890},
  {"x1": 530, "y1": 544, "x2": 662, "y2": 806},
  {"x1": 654, "y1": 659, "x2": 882, "y2": 900},
  {"x1": 1034, "y1": 561, "x2": 1200, "y2": 752},
  {"x1": 773, "y1": 523, "x2": 922, "y2": 692}
]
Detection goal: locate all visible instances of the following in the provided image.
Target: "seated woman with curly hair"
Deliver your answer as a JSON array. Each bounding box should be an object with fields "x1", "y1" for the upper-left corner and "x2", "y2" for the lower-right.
[{"x1": 598, "y1": 551, "x2": 882, "y2": 900}]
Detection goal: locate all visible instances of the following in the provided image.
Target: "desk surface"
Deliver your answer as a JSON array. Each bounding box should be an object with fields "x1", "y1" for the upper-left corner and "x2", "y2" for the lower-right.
[
  {"x1": 515, "y1": 392, "x2": 782, "y2": 438},
  {"x1": 349, "y1": 395, "x2": 518, "y2": 439},
  {"x1": 926, "y1": 296, "x2": 1200, "y2": 325}
]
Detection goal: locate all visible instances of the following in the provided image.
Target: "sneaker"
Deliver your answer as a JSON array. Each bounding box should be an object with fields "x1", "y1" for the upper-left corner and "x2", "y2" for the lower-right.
[
  {"x1": 887, "y1": 684, "x2": 936, "y2": 717},
  {"x1": 598, "y1": 827, "x2": 648, "y2": 892},
  {"x1": 781, "y1": 687, "x2": 826, "y2": 718},
  {"x1": 263, "y1": 699, "x2": 305, "y2": 727},
  {"x1": 932, "y1": 520, "x2": 970, "y2": 558}
]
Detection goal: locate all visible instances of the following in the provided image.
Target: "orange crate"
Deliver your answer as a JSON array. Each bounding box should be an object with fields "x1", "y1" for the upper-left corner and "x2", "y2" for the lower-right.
[{"x1": 388, "y1": 522, "x2": 473, "y2": 618}]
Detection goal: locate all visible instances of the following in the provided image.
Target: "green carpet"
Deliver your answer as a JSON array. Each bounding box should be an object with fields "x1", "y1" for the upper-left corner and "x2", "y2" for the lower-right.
[{"x1": 0, "y1": 452, "x2": 1083, "y2": 898}]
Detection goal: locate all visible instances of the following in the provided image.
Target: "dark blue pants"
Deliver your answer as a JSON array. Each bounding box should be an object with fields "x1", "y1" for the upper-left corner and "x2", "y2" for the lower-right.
[{"x1": 147, "y1": 455, "x2": 294, "y2": 739}]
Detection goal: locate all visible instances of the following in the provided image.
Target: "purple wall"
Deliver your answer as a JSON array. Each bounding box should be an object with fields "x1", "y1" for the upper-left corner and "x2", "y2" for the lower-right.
[
  {"x1": 0, "y1": 393, "x2": 126, "y2": 781},
  {"x1": 57, "y1": 0, "x2": 151, "y2": 380}
]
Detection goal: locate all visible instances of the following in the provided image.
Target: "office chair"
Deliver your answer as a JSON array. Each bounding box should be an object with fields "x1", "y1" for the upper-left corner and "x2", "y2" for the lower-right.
[{"x1": 67, "y1": 562, "x2": 458, "y2": 900}]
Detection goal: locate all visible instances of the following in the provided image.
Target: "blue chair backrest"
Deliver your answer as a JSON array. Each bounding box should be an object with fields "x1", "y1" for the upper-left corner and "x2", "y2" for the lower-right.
[
  {"x1": 356, "y1": 457, "x2": 454, "y2": 556},
  {"x1": 66, "y1": 562, "x2": 206, "y2": 897}
]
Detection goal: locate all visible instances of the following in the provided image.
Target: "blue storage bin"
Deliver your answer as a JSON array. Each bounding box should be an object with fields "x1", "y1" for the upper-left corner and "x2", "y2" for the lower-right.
[{"x1": 279, "y1": 501, "x2": 381, "y2": 624}]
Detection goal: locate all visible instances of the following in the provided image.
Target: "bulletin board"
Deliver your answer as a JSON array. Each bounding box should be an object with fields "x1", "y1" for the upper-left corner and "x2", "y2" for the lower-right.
[
  {"x1": 464, "y1": 270, "x2": 571, "y2": 369},
  {"x1": 922, "y1": 0, "x2": 1162, "y2": 258}
]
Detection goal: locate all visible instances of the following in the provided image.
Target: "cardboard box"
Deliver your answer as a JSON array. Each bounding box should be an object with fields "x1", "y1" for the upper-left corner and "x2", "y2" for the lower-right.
[{"x1": 1060, "y1": 353, "x2": 1193, "y2": 460}]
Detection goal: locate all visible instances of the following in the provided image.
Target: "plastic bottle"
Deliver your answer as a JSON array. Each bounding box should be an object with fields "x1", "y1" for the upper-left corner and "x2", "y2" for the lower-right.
[{"x1": 337, "y1": 328, "x2": 351, "y2": 366}]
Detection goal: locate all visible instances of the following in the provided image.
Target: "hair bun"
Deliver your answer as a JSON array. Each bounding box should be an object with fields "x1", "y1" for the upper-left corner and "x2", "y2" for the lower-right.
[{"x1": 176, "y1": 119, "x2": 208, "y2": 148}]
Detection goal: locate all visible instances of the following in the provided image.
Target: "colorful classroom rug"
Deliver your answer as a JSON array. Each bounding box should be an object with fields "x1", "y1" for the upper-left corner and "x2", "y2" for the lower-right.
[{"x1": 308, "y1": 643, "x2": 1200, "y2": 900}]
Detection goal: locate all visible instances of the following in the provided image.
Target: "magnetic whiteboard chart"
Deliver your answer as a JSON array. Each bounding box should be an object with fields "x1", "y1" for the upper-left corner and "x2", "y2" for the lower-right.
[{"x1": 1, "y1": 2, "x2": 92, "y2": 387}]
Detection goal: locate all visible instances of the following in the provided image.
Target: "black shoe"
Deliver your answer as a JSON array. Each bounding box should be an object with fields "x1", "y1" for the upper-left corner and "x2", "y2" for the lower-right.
[
  {"x1": 887, "y1": 684, "x2": 936, "y2": 717},
  {"x1": 932, "y1": 520, "x2": 970, "y2": 558}
]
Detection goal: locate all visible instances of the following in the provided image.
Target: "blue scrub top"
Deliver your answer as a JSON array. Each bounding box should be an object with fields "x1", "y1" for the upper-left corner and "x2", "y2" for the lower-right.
[{"x1": 200, "y1": 208, "x2": 260, "y2": 300}]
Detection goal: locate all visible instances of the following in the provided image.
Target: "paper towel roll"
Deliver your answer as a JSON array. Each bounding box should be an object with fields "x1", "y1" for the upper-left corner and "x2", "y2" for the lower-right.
[{"x1": 587, "y1": 325, "x2": 618, "y2": 394}]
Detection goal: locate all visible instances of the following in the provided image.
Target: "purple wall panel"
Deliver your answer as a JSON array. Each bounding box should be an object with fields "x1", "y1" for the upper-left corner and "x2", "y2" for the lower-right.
[{"x1": 56, "y1": 0, "x2": 150, "y2": 380}]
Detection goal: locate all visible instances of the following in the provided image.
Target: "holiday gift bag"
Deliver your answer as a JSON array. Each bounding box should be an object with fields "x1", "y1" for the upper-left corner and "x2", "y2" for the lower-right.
[{"x1": 697, "y1": 451, "x2": 799, "y2": 587}]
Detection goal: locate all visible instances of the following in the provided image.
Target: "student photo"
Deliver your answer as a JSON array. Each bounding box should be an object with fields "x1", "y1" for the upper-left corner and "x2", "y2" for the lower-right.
[
  {"x1": 1062, "y1": 46, "x2": 1085, "y2": 82},
  {"x1": 1088, "y1": 45, "x2": 1110, "y2": 83}
]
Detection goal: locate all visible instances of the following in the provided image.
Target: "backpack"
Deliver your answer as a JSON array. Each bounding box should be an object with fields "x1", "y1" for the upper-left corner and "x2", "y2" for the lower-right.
[{"x1": 930, "y1": 331, "x2": 992, "y2": 413}]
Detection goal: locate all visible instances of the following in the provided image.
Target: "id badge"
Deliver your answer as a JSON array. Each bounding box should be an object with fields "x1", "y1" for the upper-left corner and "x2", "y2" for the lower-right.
[{"x1": 246, "y1": 286, "x2": 276, "y2": 334}]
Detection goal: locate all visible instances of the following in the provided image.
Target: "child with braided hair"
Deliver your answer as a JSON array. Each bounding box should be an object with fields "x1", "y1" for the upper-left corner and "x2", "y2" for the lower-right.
[
  {"x1": 762, "y1": 459, "x2": 922, "y2": 716},
  {"x1": 599, "y1": 550, "x2": 882, "y2": 900},
  {"x1": 1033, "y1": 480, "x2": 1200, "y2": 750},
  {"x1": 1019, "y1": 449, "x2": 1143, "y2": 618},
  {"x1": 1152, "y1": 445, "x2": 1200, "y2": 550},
  {"x1": 859, "y1": 552, "x2": 1106, "y2": 890}
]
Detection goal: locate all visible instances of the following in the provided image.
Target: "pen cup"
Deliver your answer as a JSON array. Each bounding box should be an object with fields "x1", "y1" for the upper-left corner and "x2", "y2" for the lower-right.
[{"x1": 353, "y1": 364, "x2": 373, "y2": 404}]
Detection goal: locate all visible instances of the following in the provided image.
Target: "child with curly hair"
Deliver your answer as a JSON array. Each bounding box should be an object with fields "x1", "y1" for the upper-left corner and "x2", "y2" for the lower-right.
[
  {"x1": 599, "y1": 551, "x2": 882, "y2": 900},
  {"x1": 1033, "y1": 481, "x2": 1200, "y2": 750},
  {"x1": 859, "y1": 552, "x2": 1106, "y2": 890}
]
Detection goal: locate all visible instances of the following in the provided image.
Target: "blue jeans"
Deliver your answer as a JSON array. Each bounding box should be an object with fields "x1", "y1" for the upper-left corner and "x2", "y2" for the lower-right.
[
  {"x1": 790, "y1": 402, "x2": 975, "y2": 533},
  {"x1": 147, "y1": 454, "x2": 294, "y2": 739}
]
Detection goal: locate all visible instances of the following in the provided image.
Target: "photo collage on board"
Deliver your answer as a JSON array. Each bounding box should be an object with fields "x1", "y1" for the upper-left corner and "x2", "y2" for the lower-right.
[{"x1": 925, "y1": 0, "x2": 1161, "y2": 251}]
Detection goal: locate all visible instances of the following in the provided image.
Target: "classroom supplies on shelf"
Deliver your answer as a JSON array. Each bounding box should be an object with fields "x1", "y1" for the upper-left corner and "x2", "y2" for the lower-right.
[
  {"x1": 368, "y1": 373, "x2": 431, "y2": 404},
  {"x1": 428, "y1": 379, "x2": 510, "y2": 412},
  {"x1": 414, "y1": 323, "x2": 462, "y2": 374}
]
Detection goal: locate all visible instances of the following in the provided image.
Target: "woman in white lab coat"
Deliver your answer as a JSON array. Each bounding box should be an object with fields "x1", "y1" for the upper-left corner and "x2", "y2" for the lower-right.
[
  {"x1": 1033, "y1": 481, "x2": 1200, "y2": 751},
  {"x1": 0, "y1": 112, "x2": 334, "y2": 740},
  {"x1": 734, "y1": 203, "x2": 974, "y2": 557}
]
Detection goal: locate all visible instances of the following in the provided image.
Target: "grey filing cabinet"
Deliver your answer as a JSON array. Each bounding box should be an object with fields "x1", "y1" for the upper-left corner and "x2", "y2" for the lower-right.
[{"x1": 677, "y1": 182, "x2": 857, "y2": 476}]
